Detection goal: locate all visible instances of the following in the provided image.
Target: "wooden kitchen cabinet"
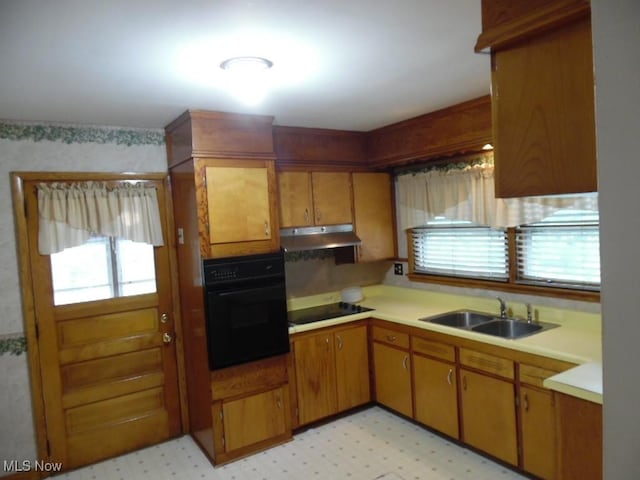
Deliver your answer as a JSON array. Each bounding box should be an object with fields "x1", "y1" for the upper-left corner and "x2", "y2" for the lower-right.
[
  {"x1": 520, "y1": 386, "x2": 555, "y2": 479},
  {"x1": 352, "y1": 172, "x2": 395, "y2": 261},
  {"x1": 334, "y1": 325, "x2": 371, "y2": 411},
  {"x1": 293, "y1": 323, "x2": 370, "y2": 426},
  {"x1": 554, "y1": 392, "x2": 602, "y2": 480},
  {"x1": 518, "y1": 361, "x2": 573, "y2": 479},
  {"x1": 202, "y1": 160, "x2": 280, "y2": 257},
  {"x1": 278, "y1": 171, "x2": 353, "y2": 227},
  {"x1": 477, "y1": 1, "x2": 596, "y2": 197},
  {"x1": 210, "y1": 356, "x2": 291, "y2": 464},
  {"x1": 412, "y1": 337, "x2": 458, "y2": 439},
  {"x1": 372, "y1": 325, "x2": 412, "y2": 418},
  {"x1": 217, "y1": 386, "x2": 289, "y2": 453},
  {"x1": 459, "y1": 348, "x2": 517, "y2": 466}
]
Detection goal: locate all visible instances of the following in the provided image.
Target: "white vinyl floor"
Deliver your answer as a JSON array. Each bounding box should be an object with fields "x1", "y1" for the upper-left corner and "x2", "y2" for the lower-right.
[{"x1": 53, "y1": 406, "x2": 526, "y2": 480}]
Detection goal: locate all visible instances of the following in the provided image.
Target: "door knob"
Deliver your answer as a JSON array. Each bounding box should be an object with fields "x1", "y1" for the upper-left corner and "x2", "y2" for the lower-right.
[{"x1": 162, "y1": 332, "x2": 173, "y2": 344}]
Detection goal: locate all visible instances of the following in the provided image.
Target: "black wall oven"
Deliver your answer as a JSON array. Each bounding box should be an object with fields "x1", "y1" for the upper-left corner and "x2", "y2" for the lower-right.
[{"x1": 203, "y1": 251, "x2": 290, "y2": 370}]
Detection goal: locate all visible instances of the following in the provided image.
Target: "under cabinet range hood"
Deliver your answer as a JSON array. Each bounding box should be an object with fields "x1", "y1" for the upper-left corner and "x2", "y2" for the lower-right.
[{"x1": 280, "y1": 224, "x2": 362, "y2": 252}]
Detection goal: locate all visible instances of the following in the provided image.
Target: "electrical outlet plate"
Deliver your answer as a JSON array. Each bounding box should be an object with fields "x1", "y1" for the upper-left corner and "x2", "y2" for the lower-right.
[{"x1": 394, "y1": 263, "x2": 403, "y2": 275}]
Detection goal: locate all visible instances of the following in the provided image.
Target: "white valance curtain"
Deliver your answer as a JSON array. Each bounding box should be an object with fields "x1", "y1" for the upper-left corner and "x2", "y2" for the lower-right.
[
  {"x1": 395, "y1": 154, "x2": 599, "y2": 232},
  {"x1": 37, "y1": 182, "x2": 164, "y2": 255}
]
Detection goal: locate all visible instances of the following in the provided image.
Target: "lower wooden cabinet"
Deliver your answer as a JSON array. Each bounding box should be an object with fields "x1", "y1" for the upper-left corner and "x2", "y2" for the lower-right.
[
  {"x1": 373, "y1": 342, "x2": 413, "y2": 418},
  {"x1": 218, "y1": 386, "x2": 289, "y2": 452},
  {"x1": 293, "y1": 323, "x2": 371, "y2": 426},
  {"x1": 554, "y1": 392, "x2": 602, "y2": 480},
  {"x1": 413, "y1": 354, "x2": 459, "y2": 439},
  {"x1": 460, "y1": 368, "x2": 518, "y2": 466},
  {"x1": 210, "y1": 356, "x2": 291, "y2": 464},
  {"x1": 520, "y1": 385, "x2": 555, "y2": 479}
]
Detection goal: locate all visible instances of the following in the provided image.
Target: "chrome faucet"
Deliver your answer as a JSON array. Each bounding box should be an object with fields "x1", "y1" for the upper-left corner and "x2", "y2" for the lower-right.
[
  {"x1": 526, "y1": 303, "x2": 534, "y2": 323},
  {"x1": 497, "y1": 297, "x2": 507, "y2": 319}
]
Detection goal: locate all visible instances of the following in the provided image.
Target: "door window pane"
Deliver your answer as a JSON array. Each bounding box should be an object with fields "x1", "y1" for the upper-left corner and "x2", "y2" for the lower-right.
[{"x1": 50, "y1": 236, "x2": 156, "y2": 306}]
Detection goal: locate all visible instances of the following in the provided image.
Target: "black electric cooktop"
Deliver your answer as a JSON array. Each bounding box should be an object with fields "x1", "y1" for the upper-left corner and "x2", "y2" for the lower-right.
[{"x1": 288, "y1": 302, "x2": 374, "y2": 326}]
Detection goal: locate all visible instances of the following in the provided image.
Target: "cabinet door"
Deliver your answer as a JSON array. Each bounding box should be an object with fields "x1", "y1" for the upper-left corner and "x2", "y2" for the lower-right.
[
  {"x1": 206, "y1": 166, "x2": 271, "y2": 243},
  {"x1": 294, "y1": 333, "x2": 337, "y2": 425},
  {"x1": 460, "y1": 368, "x2": 518, "y2": 465},
  {"x1": 492, "y1": 17, "x2": 596, "y2": 197},
  {"x1": 334, "y1": 326, "x2": 370, "y2": 411},
  {"x1": 222, "y1": 387, "x2": 287, "y2": 452},
  {"x1": 352, "y1": 172, "x2": 395, "y2": 262},
  {"x1": 520, "y1": 386, "x2": 555, "y2": 479},
  {"x1": 278, "y1": 171, "x2": 313, "y2": 227},
  {"x1": 311, "y1": 172, "x2": 353, "y2": 225},
  {"x1": 373, "y1": 342, "x2": 412, "y2": 418},
  {"x1": 413, "y1": 355, "x2": 459, "y2": 439}
]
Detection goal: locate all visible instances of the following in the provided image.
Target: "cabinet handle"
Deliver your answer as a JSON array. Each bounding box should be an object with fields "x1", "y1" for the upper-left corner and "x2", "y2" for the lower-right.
[
  {"x1": 276, "y1": 398, "x2": 282, "y2": 409},
  {"x1": 447, "y1": 368, "x2": 453, "y2": 386},
  {"x1": 316, "y1": 208, "x2": 322, "y2": 222},
  {"x1": 386, "y1": 335, "x2": 396, "y2": 342},
  {"x1": 304, "y1": 208, "x2": 310, "y2": 224},
  {"x1": 402, "y1": 355, "x2": 409, "y2": 370},
  {"x1": 462, "y1": 375, "x2": 467, "y2": 391},
  {"x1": 264, "y1": 220, "x2": 269, "y2": 236},
  {"x1": 336, "y1": 335, "x2": 343, "y2": 350},
  {"x1": 325, "y1": 337, "x2": 330, "y2": 350},
  {"x1": 523, "y1": 393, "x2": 529, "y2": 412}
]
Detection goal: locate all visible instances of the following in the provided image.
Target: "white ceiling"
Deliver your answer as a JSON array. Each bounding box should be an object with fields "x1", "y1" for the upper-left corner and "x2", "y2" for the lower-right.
[{"x1": 0, "y1": 0, "x2": 490, "y2": 132}]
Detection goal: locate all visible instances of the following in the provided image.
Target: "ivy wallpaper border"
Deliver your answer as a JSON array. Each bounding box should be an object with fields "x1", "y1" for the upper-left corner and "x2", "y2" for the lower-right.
[
  {"x1": 0, "y1": 121, "x2": 165, "y2": 146},
  {"x1": 0, "y1": 334, "x2": 27, "y2": 356}
]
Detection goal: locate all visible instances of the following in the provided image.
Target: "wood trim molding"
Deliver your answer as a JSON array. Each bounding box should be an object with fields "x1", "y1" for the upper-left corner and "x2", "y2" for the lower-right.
[
  {"x1": 475, "y1": 0, "x2": 590, "y2": 52},
  {"x1": 366, "y1": 96, "x2": 492, "y2": 168}
]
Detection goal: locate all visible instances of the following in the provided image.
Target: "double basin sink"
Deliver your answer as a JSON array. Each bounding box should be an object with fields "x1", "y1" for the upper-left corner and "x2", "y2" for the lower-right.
[{"x1": 420, "y1": 309, "x2": 558, "y2": 339}]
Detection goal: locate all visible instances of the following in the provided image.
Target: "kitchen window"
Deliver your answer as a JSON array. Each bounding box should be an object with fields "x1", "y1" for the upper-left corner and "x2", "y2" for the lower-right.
[
  {"x1": 50, "y1": 236, "x2": 156, "y2": 306},
  {"x1": 409, "y1": 210, "x2": 600, "y2": 295},
  {"x1": 411, "y1": 218, "x2": 508, "y2": 281}
]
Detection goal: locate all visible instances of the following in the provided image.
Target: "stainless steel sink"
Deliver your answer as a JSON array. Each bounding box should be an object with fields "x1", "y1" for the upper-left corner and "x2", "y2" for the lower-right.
[
  {"x1": 421, "y1": 310, "x2": 497, "y2": 328},
  {"x1": 420, "y1": 309, "x2": 559, "y2": 339},
  {"x1": 471, "y1": 318, "x2": 549, "y2": 339}
]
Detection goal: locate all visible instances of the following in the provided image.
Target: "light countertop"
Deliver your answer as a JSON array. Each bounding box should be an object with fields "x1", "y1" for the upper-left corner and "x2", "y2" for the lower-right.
[{"x1": 288, "y1": 284, "x2": 603, "y2": 403}]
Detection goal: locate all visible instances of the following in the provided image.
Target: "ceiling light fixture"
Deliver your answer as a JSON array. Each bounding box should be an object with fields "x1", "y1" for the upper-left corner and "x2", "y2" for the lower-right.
[
  {"x1": 220, "y1": 56, "x2": 274, "y2": 106},
  {"x1": 220, "y1": 56, "x2": 274, "y2": 73}
]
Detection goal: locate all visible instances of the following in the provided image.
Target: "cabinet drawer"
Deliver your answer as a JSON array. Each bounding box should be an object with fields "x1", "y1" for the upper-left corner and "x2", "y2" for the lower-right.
[
  {"x1": 519, "y1": 364, "x2": 560, "y2": 388},
  {"x1": 372, "y1": 326, "x2": 409, "y2": 349},
  {"x1": 211, "y1": 356, "x2": 288, "y2": 401},
  {"x1": 460, "y1": 348, "x2": 514, "y2": 380},
  {"x1": 412, "y1": 336, "x2": 455, "y2": 362}
]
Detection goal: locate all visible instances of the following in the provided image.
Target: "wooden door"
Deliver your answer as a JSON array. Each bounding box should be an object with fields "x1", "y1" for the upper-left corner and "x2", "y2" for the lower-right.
[
  {"x1": 460, "y1": 368, "x2": 518, "y2": 465},
  {"x1": 413, "y1": 355, "x2": 459, "y2": 439},
  {"x1": 520, "y1": 386, "x2": 556, "y2": 479},
  {"x1": 334, "y1": 326, "x2": 370, "y2": 411},
  {"x1": 22, "y1": 176, "x2": 182, "y2": 471},
  {"x1": 352, "y1": 172, "x2": 395, "y2": 261},
  {"x1": 294, "y1": 333, "x2": 337, "y2": 425},
  {"x1": 373, "y1": 342, "x2": 412, "y2": 417},
  {"x1": 311, "y1": 172, "x2": 353, "y2": 225},
  {"x1": 278, "y1": 171, "x2": 313, "y2": 227},
  {"x1": 222, "y1": 387, "x2": 288, "y2": 452},
  {"x1": 206, "y1": 165, "x2": 272, "y2": 243}
]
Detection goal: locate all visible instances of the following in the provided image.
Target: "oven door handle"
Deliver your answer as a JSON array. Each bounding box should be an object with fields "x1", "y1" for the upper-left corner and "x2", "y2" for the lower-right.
[{"x1": 215, "y1": 283, "x2": 285, "y2": 298}]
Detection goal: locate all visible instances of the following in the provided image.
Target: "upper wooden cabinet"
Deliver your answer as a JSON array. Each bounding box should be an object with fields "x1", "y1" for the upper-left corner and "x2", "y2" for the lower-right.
[
  {"x1": 278, "y1": 171, "x2": 353, "y2": 227},
  {"x1": 352, "y1": 172, "x2": 395, "y2": 261},
  {"x1": 477, "y1": 0, "x2": 597, "y2": 197},
  {"x1": 166, "y1": 111, "x2": 281, "y2": 258},
  {"x1": 203, "y1": 160, "x2": 280, "y2": 257}
]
